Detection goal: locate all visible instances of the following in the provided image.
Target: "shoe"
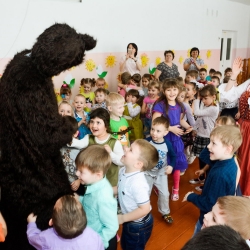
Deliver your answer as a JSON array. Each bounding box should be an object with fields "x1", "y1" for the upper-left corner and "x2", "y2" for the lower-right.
[
  {"x1": 153, "y1": 186, "x2": 159, "y2": 196},
  {"x1": 163, "y1": 214, "x2": 173, "y2": 224},
  {"x1": 195, "y1": 186, "x2": 203, "y2": 192},
  {"x1": 189, "y1": 178, "x2": 205, "y2": 184},
  {"x1": 171, "y1": 187, "x2": 179, "y2": 201},
  {"x1": 180, "y1": 170, "x2": 186, "y2": 176},
  {"x1": 188, "y1": 154, "x2": 196, "y2": 164}
]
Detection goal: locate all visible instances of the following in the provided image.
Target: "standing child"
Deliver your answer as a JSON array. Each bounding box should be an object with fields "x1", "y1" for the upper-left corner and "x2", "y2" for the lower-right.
[
  {"x1": 198, "y1": 68, "x2": 207, "y2": 86},
  {"x1": 0, "y1": 212, "x2": 7, "y2": 242},
  {"x1": 27, "y1": 195, "x2": 104, "y2": 250},
  {"x1": 79, "y1": 78, "x2": 95, "y2": 111},
  {"x1": 92, "y1": 88, "x2": 108, "y2": 110},
  {"x1": 189, "y1": 85, "x2": 219, "y2": 186},
  {"x1": 58, "y1": 101, "x2": 74, "y2": 117},
  {"x1": 115, "y1": 139, "x2": 159, "y2": 250},
  {"x1": 73, "y1": 94, "x2": 91, "y2": 139},
  {"x1": 123, "y1": 89, "x2": 143, "y2": 141},
  {"x1": 141, "y1": 80, "x2": 160, "y2": 137},
  {"x1": 60, "y1": 83, "x2": 72, "y2": 104},
  {"x1": 206, "y1": 68, "x2": 216, "y2": 81},
  {"x1": 118, "y1": 72, "x2": 131, "y2": 97},
  {"x1": 141, "y1": 73, "x2": 153, "y2": 96},
  {"x1": 152, "y1": 79, "x2": 192, "y2": 201},
  {"x1": 106, "y1": 92, "x2": 130, "y2": 147},
  {"x1": 76, "y1": 145, "x2": 119, "y2": 250},
  {"x1": 145, "y1": 117, "x2": 176, "y2": 224}
]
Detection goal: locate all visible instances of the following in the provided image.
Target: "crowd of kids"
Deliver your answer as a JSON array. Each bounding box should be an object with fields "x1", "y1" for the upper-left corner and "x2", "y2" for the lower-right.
[{"x1": 1, "y1": 55, "x2": 250, "y2": 250}]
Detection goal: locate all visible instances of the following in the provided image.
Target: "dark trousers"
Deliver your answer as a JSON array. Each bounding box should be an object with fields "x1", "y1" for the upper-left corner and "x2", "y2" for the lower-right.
[
  {"x1": 106, "y1": 235, "x2": 117, "y2": 250},
  {"x1": 198, "y1": 157, "x2": 206, "y2": 181}
]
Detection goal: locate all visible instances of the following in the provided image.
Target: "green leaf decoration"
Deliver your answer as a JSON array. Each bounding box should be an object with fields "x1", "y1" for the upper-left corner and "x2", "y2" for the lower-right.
[
  {"x1": 69, "y1": 78, "x2": 75, "y2": 89},
  {"x1": 149, "y1": 67, "x2": 156, "y2": 74},
  {"x1": 63, "y1": 81, "x2": 67, "y2": 85},
  {"x1": 98, "y1": 72, "x2": 107, "y2": 78}
]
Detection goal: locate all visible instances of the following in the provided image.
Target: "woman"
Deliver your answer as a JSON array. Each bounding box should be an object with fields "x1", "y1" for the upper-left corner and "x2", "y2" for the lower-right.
[
  {"x1": 155, "y1": 50, "x2": 180, "y2": 81},
  {"x1": 119, "y1": 43, "x2": 141, "y2": 75},
  {"x1": 202, "y1": 196, "x2": 250, "y2": 246},
  {"x1": 183, "y1": 47, "x2": 205, "y2": 72}
]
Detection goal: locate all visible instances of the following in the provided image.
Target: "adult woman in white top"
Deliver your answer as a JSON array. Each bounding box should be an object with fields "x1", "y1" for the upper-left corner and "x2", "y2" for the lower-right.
[
  {"x1": 119, "y1": 43, "x2": 142, "y2": 75},
  {"x1": 183, "y1": 47, "x2": 205, "y2": 72}
]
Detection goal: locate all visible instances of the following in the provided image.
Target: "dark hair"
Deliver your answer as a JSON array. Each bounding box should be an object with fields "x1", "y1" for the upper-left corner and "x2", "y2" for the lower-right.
[
  {"x1": 209, "y1": 68, "x2": 216, "y2": 74},
  {"x1": 131, "y1": 73, "x2": 141, "y2": 86},
  {"x1": 223, "y1": 76, "x2": 230, "y2": 83},
  {"x1": 127, "y1": 43, "x2": 138, "y2": 57},
  {"x1": 142, "y1": 73, "x2": 155, "y2": 82},
  {"x1": 211, "y1": 76, "x2": 220, "y2": 83},
  {"x1": 60, "y1": 84, "x2": 72, "y2": 95},
  {"x1": 199, "y1": 68, "x2": 207, "y2": 73},
  {"x1": 80, "y1": 78, "x2": 96, "y2": 87},
  {"x1": 181, "y1": 225, "x2": 249, "y2": 250},
  {"x1": 126, "y1": 89, "x2": 140, "y2": 99},
  {"x1": 186, "y1": 70, "x2": 198, "y2": 79},
  {"x1": 121, "y1": 72, "x2": 131, "y2": 85},
  {"x1": 94, "y1": 88, "x2": 107, "y2": 95},
  {"x1": 152, "y1": 116, "x2": 170, "y2": 129},
  {"x1": 52, "y1": 195, "x2": 87, "y2": 239},
  {"x1": 89, "y1": 108, "x2": 111, "y2": 133},
  {"x1": 63, "y1": 115, "x2": 78, "y2": 133},
  {"x1": 214, "y1": 71, "x2": 222, "y2": 77},
  {"x1": 164, "y1": 50, "x2": 175, "y2": 59},
  {"x1": 190, "y1": 47, "x2": 200, "y2": 57},
  {"x1": 224, "y1": 67, "x2": 232, "y2": 74},
  {"x1": 199, "y1": 84, "x2": 217, "y2": 98}
]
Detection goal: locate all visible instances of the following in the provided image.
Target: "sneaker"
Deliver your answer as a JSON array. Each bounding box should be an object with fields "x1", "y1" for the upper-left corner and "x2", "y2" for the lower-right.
[
  {"x1": 189, "y1": 178, "x2": 205, "y2": 184},
  {"x1": 195, "y1": 186, "x2": 203, "y2": 192},
  {"x1": 180, "y1": 170, "x2": 186, "y2": 176},
  {"x1": 171, "y1": 187, "x2": 179, "y2": 201},
  {"x1": 163, "y1": 214, "x2": 173, "y2": 224},
  {"x1": 188, "y1": 154, "x2": 196, "y2": 164}
]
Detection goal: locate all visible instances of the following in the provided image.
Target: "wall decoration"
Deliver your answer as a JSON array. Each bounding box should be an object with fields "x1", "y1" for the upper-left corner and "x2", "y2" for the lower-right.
[
  {"x1": 105, "y1": 54, "x2": 116, "y2": 68},
  {"x1": 63, "y1": 74, "x2": 75, "y2": 88},
  {"x1": 96, "y1": 65, "x2": 107, "y2": 78},
  {"x1": 149, "y1": 62, "x2": 156, "y2": 74},
  {"x1": 155, "y1": 57, "x2": 161, "y2": 66},
  {"x1": 85, "y1": 59, "x2": 96, "y2": 71},
  {"x1": 179, "y1": 56, "x2": 184, "y2": 64},
  {"x1": 117, "y1": 73, "x2": 121, "y2": 83},
  {"x1": 206, "y1": 50, "x2": 212, "y2": 59},
  {"x1": 141, "y1": 53, "x2": 149, "y2": 67}
]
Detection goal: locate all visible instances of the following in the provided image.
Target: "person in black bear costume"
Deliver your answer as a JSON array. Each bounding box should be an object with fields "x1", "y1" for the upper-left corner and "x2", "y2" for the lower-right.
[{"x1": 0, "y1": 23, "x2": 96, "y2": 249}]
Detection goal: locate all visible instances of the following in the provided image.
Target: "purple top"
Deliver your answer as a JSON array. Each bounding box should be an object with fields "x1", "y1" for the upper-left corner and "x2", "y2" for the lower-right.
[{"x1": 27, "y1": 222, "x2": 104, "y2": 250}]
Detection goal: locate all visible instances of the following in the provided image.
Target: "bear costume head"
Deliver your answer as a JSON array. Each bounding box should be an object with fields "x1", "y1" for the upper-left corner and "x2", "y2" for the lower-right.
[{"x1": 0, "y1": 23, "x2": 96, "y2": 249}]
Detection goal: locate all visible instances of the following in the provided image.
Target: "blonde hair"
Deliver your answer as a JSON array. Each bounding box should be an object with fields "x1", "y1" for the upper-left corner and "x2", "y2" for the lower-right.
[
  {"x1": 106, "y1": 92, "x2": 124, "y2": 107},
  {"x1": 58, "y1": 101, "x2": 74, "y2": 116},
  {"x1": 133, "y1": 139, "x2": 159, "y2": 171},
  {"x1": 210, "y1": 125, "x2": 242, "y2": 153},
  {"x1": 217, "y1": 196, "x2": 250, "y2": 239},
  {"x1": 148, "y1": 80, "x2": 161, "y2": 91},
  {"x1": 75, "y1": 145, "x2": 112, "y2": 175},
  {"x1": 74, "y1": 94, "x2": 86, "y2": 101},
  {"x1": 216, "y1": 116, "x2": 236, "y2": 126}
]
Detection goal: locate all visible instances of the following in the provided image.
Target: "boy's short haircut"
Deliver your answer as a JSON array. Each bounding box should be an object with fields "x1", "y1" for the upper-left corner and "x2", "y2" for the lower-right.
[
  {"x1": 223, "y1": 76, "x2": 230, "y2": 83},
  {"x1": 224, "y1": 67, "x2": 232, "y2": 74},
  {"x1": 74, "y1": 94, "x2": 86, "y2": 101},
  {"x1": 121, "y1": 72, "x2": 131, "y2": 85},
  {"x1": 126, "y1": 89, "x2": 140, "y2": 99},
  {"x1": 210, "y1": 125, "x2": 242, "y2": 153},
  {"x1": 214, "y1": 71, "x2": 222, "y2": 77},
  {"x1": 152, "y1": 116, "x2": 170, "y2": 130},
  {"x1": 186, "y1": 70, "x2": 198, "y2": 79},
  {"x1": 211, "y1": 76, "x2": 220, "y2": 83},
  {"x1": 64, "y1": 115, "x2": 78, "y2": 133},
  {"x1": 216, "y1": 116, "x2": 236, "y2": 126},
  {"x1": 131, "y1": 73, "x2": 141, "y2": 84},
  {"x1": 52, "y1": 195, "x2": 87, "y2": 239},
  {"x1": 148, "y1": 80, "x2": 161, "y2": 91},
  {"x1": 94, "y1": 88, "x2": 107, "y2": 95},
  {"x1": 106, "y1": 92, "x2": 124, "y2": 107},
  {"x1": 96, "y1": 78, "x2": 105, "y2": 83},
  {"x1": 134, "y1": 139, "x2": 159, "y2": 171},
  {"x1": 209, "y1": 68, "x2": 216, "y2": 74},
  {"x1": 75, "y1": 144, "x2": 112, "y2": 175},
  {"x1": 199, "y1": 68, "x2": 207, "y2": 73}
]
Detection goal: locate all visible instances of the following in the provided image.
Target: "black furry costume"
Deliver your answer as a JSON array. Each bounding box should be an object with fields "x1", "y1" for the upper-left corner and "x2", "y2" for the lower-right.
[{"x1": 0, "y1": 23, "x2": 96, "y2": 249}]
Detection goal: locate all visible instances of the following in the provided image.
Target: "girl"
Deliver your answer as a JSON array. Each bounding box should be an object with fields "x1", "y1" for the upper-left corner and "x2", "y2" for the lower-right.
[
  {"x1": 69, "y1": 108, "x2": 124, "y2": 187},
  {"x1": 152, "y1": 79, "x2": 192, "y2": 201},
  {"x1": 141, "y1": 73, "x2": 154, "y2": 96},
  {"x1": 141, "y1": 80, "x2": 161, "y2": 137},
  {"x1": 79, "y1": 78, "x2": 95, "y2": 111},
  {"x1": 123, "y1": 89, "x2": 143, "y2": 141},
  {"x1": 189, "y1": 85, "x2": 219, "y2": 186},
  {"x1": 60, "y1": 84, "x2": 72, "y2": 104},
  {"x1": 58, "y1": 101, "x2": 74, "y2": 117},
  {"x1": 92, "y1": 88, "x2": 108, "y2": 110}
]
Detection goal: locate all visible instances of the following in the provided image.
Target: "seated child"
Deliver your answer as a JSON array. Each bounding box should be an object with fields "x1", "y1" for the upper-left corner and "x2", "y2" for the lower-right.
[
  {"x1": 115, "y1": 139, "x2": 159, "y2": 250},
  {"x1": 76, "y1": 145, "x2": 119, "y2": 249},
  {"x1": 183, "y1": 125, "x2": 243, "y2": 235},
  {"x1": 145, "y1": 117, "x2": 176, "y2": 224},
  {"x1": 92, "y1": 88, "x2": 108, "y2": 110},
  {"x1": 0, "y1": 212, "x2": 7, "y2": 242},
  {"x1": 198, "y1": 68, "x2": 207, "y2": 86},
  {"x1": 141, "y1": 73, "x2": 154, "y2": 96},
  {"x1": 27, "y1": 195, "x2": 104, "y2": 250}
]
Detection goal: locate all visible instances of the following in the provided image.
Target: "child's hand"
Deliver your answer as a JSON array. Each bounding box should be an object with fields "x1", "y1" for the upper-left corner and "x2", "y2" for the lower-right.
[
  {"x1": 71, "y1": 179, "x2": 81, "y2": 191},
  {"x1": 126, "y1": 95, "x2": 132, "y2": 103},
  {"x1": 118, "y1": 214, "x2": 125, "y2": 225},
  {"x1": 184, "y1": 126, "x2": 193, "y2": 134},
  {"x1": 104, "y1": 144, "x2": 112, "y2": 154},
  {"x1": 235, "y1": 111, "x2": 240, "y2": 120},
  {"x1": 165, "y1": 166, "x2": 173, "y2": 175},
  {"x1": 27, "y1": 213, "x2": 37, "y2": 223},
  {"x1": 170, "y1": 125, "x2": 184, "y2": 136},
  {"x1": 195, "y1": 169, "x2": 205, "y2": 176},
  {"x1": 182, "y1": 191, "x2": 193, "y2": 202}
]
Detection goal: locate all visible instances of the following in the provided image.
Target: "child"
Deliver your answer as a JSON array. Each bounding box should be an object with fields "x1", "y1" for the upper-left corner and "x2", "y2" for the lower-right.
[
  {"x1": 189, "y1": 85, "x2": 219, "y2": 186},
  {"x1": 118, "y1": 72, "x2": 131, "y2": 97},
  {"x1": 152, "y1": 79, "x2": 192, "y2": 201},
  {"x1": 141, "y1": 73, "x2": 154, "y2": 96},
  {"x1": 106, "y1": 92, "x2": 130, "y2": 147},
  {"x1": 73, "y1": 94, "x2": 91, "y2": 139},
  {"x1": 214, "y1": 71, "x2": 222, "y2": 80},
  {"x1": 131, "y1": 73, "x2": 142, "y2": 87},
  {"x1": 58, "y1": 101, "x2": 74, "y2": 117},
  {"x1": 79, "y1": 78, "x2": 95, "y2": 111},
  {"x1": 0, "y1": 212, "x2": 7, "y2": 242},
  {"x1": 69, "y1": 108, "x2": 124, "y2": 187},
  {"x1": 183, "y1": 125, "x2": 242, "y2": 235},
  {"x1": 145, "y1": 117, "x2": 176, "y2": 224},
  {"x1": 76, "y1": 145, "x2": 118, "y2": 249},
  {"x1": 96, "y1": 77, "x2": 110, "y2": 94},
  {"x1": 224, "y1": 67, "x2": 232, "y2": 78},
  {"x1": 115, "y1": 139, "x2": 159, "y2": 250},
  {"x1": 186, "y1": 70, "x2": 203, "y2": 89},
  {"x1": 123, "y1": 89, "x2": 143, "y2": 141},
  {"x1": 198, "y1": 68, "x2": 207, "y2": 86},
  {"x1": 92, "y1": 88, "x2": 108, "y2": 110},
  {"x1": 141, "y1": 80, "x2": 160, "y2": 137},
  {"x1": 27, "y1": 195, "x2": 104, "y2": 250},
  {"x1": 206, "y1": 68, "x2": 216, "y2": 81},
  {"x1": 60, "y1": 83, "x2": 72, "y2": 103},
  {"x1": 210, "y1": 76, "x2": 220, "y2": 87}
]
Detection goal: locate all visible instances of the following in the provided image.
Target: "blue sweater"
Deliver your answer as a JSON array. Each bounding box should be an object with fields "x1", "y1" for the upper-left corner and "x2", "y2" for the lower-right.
[{"x1": 187, "y1": 147, "x2": 237, "y2": 223}]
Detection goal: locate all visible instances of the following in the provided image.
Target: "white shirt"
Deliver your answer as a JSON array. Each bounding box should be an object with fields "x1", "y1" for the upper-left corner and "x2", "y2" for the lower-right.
[{"x1": 120, "y1": 56, "x2": 141, "y2": 75}]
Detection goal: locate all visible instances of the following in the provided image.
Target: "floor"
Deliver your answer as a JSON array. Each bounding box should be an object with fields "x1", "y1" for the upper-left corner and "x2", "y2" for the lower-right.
[{"x1": 117, "y1": 158, "x2": 200, "y2": 250}]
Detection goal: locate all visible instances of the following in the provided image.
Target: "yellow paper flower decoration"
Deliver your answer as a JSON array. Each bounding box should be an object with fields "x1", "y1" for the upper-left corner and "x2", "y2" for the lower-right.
[
  {"x1": 54, "y1": 88, "x2": 62, "y2": 103},
  {"x1": 179, "y1": 56, "x2": 184, "y2": 64},
  {"x1": 206, "y1": 50, "x2": 212, "y2": 59},
  {"x1": 141, "y1": 53, "x2": 149, "y2": 68},
  {"x1": 171, "y1": 50, "x2": 175, "y2": 55},
  {"x1": 85, "y1": 59, "x2": 96, "y2": 72},
  {"x1": 117, "y1": 73, "x2": 122, "y2": 83},
  {"x1": 105, "y1": 55, "x2": 116, "y2": 68},
  {"x1": 155, "y1": 57, "x2": 161, "y2": 66},
  {"x1": 187, "y1": 49, "x2": 191, "y2": 57}
]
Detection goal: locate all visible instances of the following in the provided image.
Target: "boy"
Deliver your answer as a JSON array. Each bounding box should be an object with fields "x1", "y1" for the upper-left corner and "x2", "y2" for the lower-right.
[
  {"x1": 224, "y1": 67, "x2": 232, "y2": 78},
  {"x1": 95, "y1": 78, "x2": 110, "y2": 94},
  {"x1": 116, "y1": 139, "x2": 159, "y2": 250},
  {"x1": 145, "y1": 117, "x2": 176, "y2": 224},
  {"x1": 106, "y1": 92, "x2": 130, "y2": 146},
  {"x1": 214, "y1": 71, "x2": 222, "y2": 80},
  {"x1": 27, "y1": 195, "x2": 104, "y2": 250},
  {"x1": 76, "y1": 145, "x2": 119, "y2": 249},
  {"x1": 92, "y1": 88, "x2": 108, "y2": 110},
  {"x1": 186, "y1": 70, "x2": 203, "y2": 89},
  {"x1": 131, "y1": 73, "x2": 142, "y2": 87},
  {"x1": 198, "y1": 68, "x2": 207, "y2": 86},
  {"x1": 183, "y1": 125, "x2": 242, "y2": 235},
  {"x1": 206, "y1": 68, "x2": 216, "y2": 81},
  {"x1": 211, "y1": 76, "x2": 220, "y2": 87}
]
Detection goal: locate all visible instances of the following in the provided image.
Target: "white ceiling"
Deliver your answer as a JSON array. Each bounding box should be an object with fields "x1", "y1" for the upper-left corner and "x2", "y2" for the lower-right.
[{"x1": 229, "y1": 0, "x2": 250, "y2": 5}]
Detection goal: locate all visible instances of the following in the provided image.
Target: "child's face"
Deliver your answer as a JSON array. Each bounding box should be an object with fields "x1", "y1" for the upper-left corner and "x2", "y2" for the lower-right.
[
  {"x1": 164, "y1": 87, "x2": 179, "y2": 102},
  {"x1": 73, "y1": 96, "x2": 86, "y2": 112},
  {"x1": 126, "y1": 95, "x2": 137, "y2": 104},
  {"x1": 148, "y1": 87, "x2": 160, "y2": 99},
  {"x1": 96, "y1": 80, "x2": 105, "y2": 89},
  {"x1": 62, "y1": 93, "x2": 71, "y2": 101},
  {"x1": 201, "y1": 94, "x2": 215, "y2": 107},
  {"x1": 89, "y1": 117, "x2": 107, "y2": 138},
  {"x1": 76, "y1": 166, "x2": 102, "y2": 185},
  {"x1": 202, "y1": 203, "x2": 225, "y2": 229},
  {"x1": 213, "y1": 73, "x2": 221, "y2": 79},
  {"x1": 108, "y1": 102, "x2": 125, "y2": 118},
  {"x1": 150, "y1": 124, "x2": 168, "y2": 143},
  {"x1": 142, "y1": 78, "x2": 150, "y2": 88},
  {"x1": 58, "y1": 103, "x2": 73, "y2": 116},
  {"x1": 177, "y1": 91, "x2": 186, "y2": 102},
  {"x1": 199, "y1": 71, "x2": 207, "y2": 81},
  {"x1": 84, "y1": 83, "x2": 92, "y2": 93},
  {"x1": 211, "y1": 79, "x2": 220, "y2": 87},
  {"x1": 121, "y1": 142, "x2": 142, "y2": 169},
  {"x1": 186, "y1": 75, "x2": 195, "y2": 82},
  {"x1": 95, "y1": 92, "x2": 106, "y2": 104},
  {"x1": 225, "y1": 72, "x2": 232, "y2": 77},
  {"x1": 185, "y1": 84, "x2": 196, "y2": 99}
]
